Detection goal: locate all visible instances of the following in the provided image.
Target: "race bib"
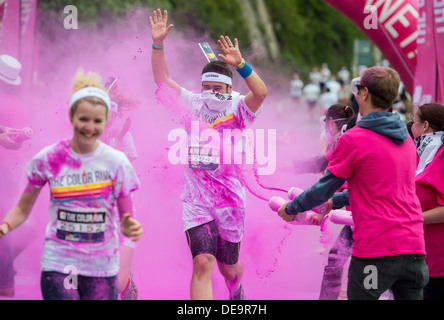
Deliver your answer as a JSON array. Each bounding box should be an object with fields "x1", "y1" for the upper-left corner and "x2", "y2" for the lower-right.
[
  {"x1": 188, "y1": 146, "x2": 220, "y2": 170},
  {"x1": 56, "y1": 208, "x2": 106, "y2": 243}
]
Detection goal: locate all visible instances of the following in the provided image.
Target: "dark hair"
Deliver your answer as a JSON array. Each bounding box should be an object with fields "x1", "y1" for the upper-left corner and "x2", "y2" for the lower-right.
[
  {"x1": 326, "y1": 103, "x2": 355, "y2": 131},
  {"x1": 201, "y1": 60, "x2": 233, "y2": 79},
  {"x1": 417, "y1": 103, "x2": 444, "y2": 158},
  {"x1": 406, "y1": 121, "x2": 414, "y2": 140},
  {"x1": 416, "y1": 102, "x2": 444, "y2": 132},
  {"x1": 346, "y1": 114, "x2": 358, "y2": 131}
]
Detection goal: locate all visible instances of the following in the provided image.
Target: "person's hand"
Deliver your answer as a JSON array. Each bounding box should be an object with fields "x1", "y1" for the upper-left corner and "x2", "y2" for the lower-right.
[
  {"x1": 149, "y1": 9, "x2": 174, "y2": 46},
  {"x1": 0, "y1": 222, "x2": 10, "y2": 237},
  {"x1": 307, "y1": 213, "x2": 326, "y2": 226},
  {"x1": 0, "y1": 127, "x2": 21, "y2": 150},
  {"x1": 120, "y1": 213, "x2": 143, "y2": 241},
  {"x1": 277, "y1": 201, "x2": 296, "y2": 223},
  {"x1": 217, "y1": 35, "x2": 243, "y2": 68}
]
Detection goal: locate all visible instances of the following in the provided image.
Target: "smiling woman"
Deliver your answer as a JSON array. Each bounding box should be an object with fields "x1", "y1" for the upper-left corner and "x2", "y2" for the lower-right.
[
  {"x1": 68, "y1": 70, "x2": 111, "y2": 155},
  {"x1": 0, "y1": 68, "x2": 144, "y2": 300}
]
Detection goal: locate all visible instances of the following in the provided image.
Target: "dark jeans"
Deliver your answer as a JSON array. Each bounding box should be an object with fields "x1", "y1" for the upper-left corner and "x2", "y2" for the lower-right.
[
  {"x1": 41, "y1": 271, "x2": 118, "y2": 300},
  {"x1": 424, "y1": 276, "x2": 444, "y2": 300},
  {"x1": 347, "y1": 254, "x2": 429, "y2": 300},
  {"x1": 319, "y1": 225, "x2": 354, "y2": 300}
]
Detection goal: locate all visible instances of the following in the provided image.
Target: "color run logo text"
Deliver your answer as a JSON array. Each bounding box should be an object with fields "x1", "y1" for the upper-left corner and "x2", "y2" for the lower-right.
[{"x1": 167, "y1": 121, "x2": 276, "y2": 175}]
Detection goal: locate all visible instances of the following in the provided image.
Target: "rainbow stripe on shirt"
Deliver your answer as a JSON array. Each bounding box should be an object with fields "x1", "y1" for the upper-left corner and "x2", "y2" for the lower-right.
[
  {"x1": 208, "y1": 113, "x2": 236, "y2": 130},
  {"x1": 50, "y1": 181, "x2": 114, "y2": 203}
]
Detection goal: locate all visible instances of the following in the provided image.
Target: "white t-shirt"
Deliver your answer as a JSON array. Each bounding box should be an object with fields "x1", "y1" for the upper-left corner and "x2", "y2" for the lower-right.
[
  {"x1": 303, "y1": 83, "x2": 320, "y2": 102},
  {"x1": 177, "y1": 88, "x2": 262, "y2": 208},
  {"x1": 290, "y1": 79, "x2": 304, "y2": 98},
  {"x1": 325, "y1": 80, "x2": 341, "y2": 100},
  {"x1": 26, "y1": 140, "x2": 140, "y2": 277},
  {"x1": 319, "y1": 91, "x2": 338, "y2": 111}
]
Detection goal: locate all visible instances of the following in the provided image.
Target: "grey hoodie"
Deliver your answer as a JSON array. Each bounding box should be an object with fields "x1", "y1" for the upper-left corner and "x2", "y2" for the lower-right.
[
  {"x1": 357, "y1": 111, "x2": 408, "y2": 145},
  {"x1": 286, "y1": 111, "x2": 409, "y2": 215}
]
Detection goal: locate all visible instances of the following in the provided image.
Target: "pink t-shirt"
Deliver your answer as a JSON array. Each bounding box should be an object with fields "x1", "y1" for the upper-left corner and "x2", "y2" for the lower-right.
[
  {"x1": 328, "y1": 126, "x2": 425, "y2": 258},
  {"x1": 416, "y1": 144, "x2": 444, "y2": 276}
]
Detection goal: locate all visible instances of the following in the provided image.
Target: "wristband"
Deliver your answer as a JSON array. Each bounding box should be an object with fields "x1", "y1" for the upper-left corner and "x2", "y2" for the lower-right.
[
  {"x1": 1, "y1": 221, "x2": 11, "y2": 232},
  {"x1": 236, "y1": 58, "x2": 246, "y2": 69},
  {"x1": 152, "y1": 43, "x2": 164, "y2": 50},
  {"x1": 236, "y1": 61, "x2": 253, "y2": 78}
]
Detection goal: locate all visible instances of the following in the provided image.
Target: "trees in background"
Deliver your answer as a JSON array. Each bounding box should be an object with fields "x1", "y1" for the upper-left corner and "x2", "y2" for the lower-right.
[{"x1": 39, "y1": 0, "x2": 364, "y2": 80}]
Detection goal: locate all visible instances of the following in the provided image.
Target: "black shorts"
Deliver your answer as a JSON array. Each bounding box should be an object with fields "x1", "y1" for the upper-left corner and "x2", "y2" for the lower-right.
[{"x1": 185, "y1": 221, "x2": 240, "y2": 265}]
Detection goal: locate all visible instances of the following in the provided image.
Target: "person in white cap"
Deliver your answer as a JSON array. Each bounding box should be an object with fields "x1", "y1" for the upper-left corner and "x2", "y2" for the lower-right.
[
  {"x1": 150, "y1": 9, "x2": 267, "y2": 300},
  {"x1": 0, "y1": 54, "x2": 26, "y2": 298},
  {"x1": 0, "y1": 54, "x2": 23, "y2": 150},
  {"x1": 0, "y1": 69, "x2": 144, "y2": 300}
]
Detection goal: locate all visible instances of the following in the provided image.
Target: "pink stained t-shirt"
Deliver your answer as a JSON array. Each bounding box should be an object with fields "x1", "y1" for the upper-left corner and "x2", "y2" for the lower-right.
[
  {"x1": 416, "y1": 144, "x2": 444, "y2": 277},
  {"x1": 177, "y1": 88, "x2": 262, "y2": 208},
  {"x1": 327, "y1": 126, "x2": 425, "y2": 258}
]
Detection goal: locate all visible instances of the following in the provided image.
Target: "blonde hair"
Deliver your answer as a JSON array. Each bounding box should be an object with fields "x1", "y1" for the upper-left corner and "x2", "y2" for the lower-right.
[{"x1": 70, "y1": 68, "x2": 108, "y2": 117}]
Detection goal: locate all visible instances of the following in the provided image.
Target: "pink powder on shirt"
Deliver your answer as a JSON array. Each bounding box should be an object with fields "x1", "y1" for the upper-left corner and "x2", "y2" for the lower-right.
[{"x1": 328, "y1": 126, "x2": 425, "y2": 258}]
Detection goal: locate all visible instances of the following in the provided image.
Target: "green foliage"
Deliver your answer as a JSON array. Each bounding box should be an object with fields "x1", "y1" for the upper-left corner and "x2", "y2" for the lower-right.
[
  {"x1": 265, "y1": 0, "x2": 362, "y2": 78},
  {"x1": 39, "y1": 0, "x2": 364, "y2": 79},
  {"x1": 168, "y1": 0, "x2": 247, "y2": 43}
]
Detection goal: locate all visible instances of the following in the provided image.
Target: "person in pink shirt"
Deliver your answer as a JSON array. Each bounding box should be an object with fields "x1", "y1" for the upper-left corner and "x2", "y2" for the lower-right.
[
  {"x1": 278, "y1": 66, "x2": 428, "y2": 300},
  {"x1": 410, "y1": 103, "x2": 444, "y2": 300}
]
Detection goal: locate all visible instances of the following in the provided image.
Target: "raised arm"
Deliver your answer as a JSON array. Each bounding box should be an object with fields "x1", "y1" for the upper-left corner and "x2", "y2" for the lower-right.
[
  {"x1": 149, "y1": 9, "x2": 181, "y2": 97},
  {"x1": 217, "y1": 36, "x2": 267, "y2": 113}
]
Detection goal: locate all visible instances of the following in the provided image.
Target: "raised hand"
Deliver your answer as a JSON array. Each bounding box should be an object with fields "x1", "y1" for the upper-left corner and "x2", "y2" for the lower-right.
[
  {"x1": 0, "y1": 127, "x2": 22, "y2": 150},
  {"x1": 149, "y1": 9, "x2": 174, "y2": 45},
  {"x1": 217, "y1": 35, "x2": 243, "y2": 68}
]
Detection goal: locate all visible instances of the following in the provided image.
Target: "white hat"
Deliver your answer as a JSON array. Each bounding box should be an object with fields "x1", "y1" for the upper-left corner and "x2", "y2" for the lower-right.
[{"x1": 0, "y1": 55, "x2": 22, "y2": 85}]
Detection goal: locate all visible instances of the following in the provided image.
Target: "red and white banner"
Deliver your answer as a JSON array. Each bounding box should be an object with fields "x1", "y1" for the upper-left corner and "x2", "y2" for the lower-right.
[
  {"x1": 412, "y1": 1, "x2": 437, "y2": 105},
  {"x1": 324, "y1": 0, "x2": 419, "y2": 94},
  {"x1": 434, "y1": 0, "x2": 444, "y2": 102}
]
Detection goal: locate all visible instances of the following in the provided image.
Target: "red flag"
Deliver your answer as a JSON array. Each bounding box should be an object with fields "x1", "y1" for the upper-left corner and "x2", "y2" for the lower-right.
[
  {"x1": 434, "y1": 1, "x2": 444, "y2": 102},
  {"x1": 412, "y1": 1, "x2": 437, "y2": 105},
  {"x1": 324, "y1": 0, "x2": 419, "y2": 94}
]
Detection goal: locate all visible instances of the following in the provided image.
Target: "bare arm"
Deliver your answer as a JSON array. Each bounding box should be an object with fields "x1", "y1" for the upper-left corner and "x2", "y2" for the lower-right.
[
  {"x1": 217, "y1": 36, "x2": 267, "y2": 113},
  {"x1": 423, "y1": 206, "x2": 444, "y2": 225},
  {"x1": 116, "y1": 195, "x2": 143, "y2": 241},
  {"x1": 149, "y1": 9, "x2": 181, "y2": 97},
  {"x1": 0, "y1": 183, "x2": 41, "y2": 236}
]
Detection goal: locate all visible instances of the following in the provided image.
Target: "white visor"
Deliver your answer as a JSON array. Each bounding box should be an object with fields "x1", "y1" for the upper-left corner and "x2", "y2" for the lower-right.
[
  {"x1": 202, "y1": 72, "x2": 232, "y2": 86},
  {"x1": 69, "y1": 86, "x2": 111, "y2": 111},
  {"x1": 350, "y1": 77, "x2": 361, "y2": 95}
]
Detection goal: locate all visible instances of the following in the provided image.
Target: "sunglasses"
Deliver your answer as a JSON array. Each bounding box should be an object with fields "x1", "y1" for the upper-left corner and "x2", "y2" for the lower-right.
[
  {"x1": 354, "y1": 84, "x2": 390, "y2": 104},
  {"x1": 320, "y1": 115, "x2": 348, "y2": 123}
]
